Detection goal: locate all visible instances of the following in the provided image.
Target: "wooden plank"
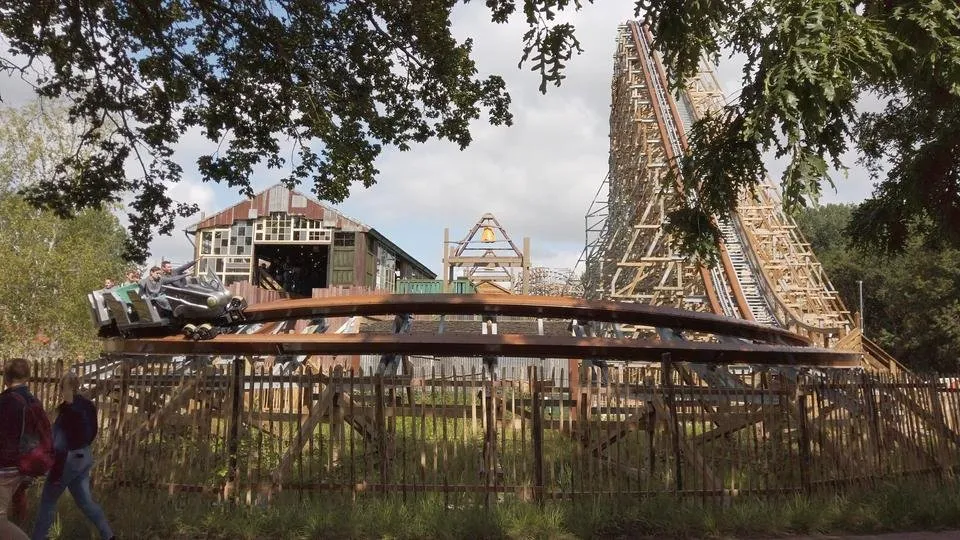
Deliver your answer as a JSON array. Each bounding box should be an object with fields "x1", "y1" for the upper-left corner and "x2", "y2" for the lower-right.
[
  {"x1": 271, "y1": 365, "x2": 342, "y2": 486},
  {"x1": 106, "y1": 334, "x2": 858, "y2": 366},
  {"x1": 102, "y1": 366, "x2": 206, "y2": 467}
]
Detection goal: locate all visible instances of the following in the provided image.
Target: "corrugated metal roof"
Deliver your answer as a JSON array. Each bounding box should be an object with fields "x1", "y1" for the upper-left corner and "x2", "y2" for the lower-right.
[{"x1": 191, "y1": 183, "x2": 369, "y2": 232}]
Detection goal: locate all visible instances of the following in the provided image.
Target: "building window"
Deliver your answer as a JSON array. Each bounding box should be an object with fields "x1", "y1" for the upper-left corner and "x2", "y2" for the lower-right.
[
  {"x1": 200, "y1": 231, "x2": 213, "y2": 255},
  {"x1": 229, "y1": 220, "x2": 253, "y2": 255},
  {"x1": 198, "y1": 255, "x2": 251, "y2": 286},
  {"x1": 255, "y1": 214, "x2": 332, "y2": 243},
  {"x1": 199, "y1": 229, "x2": 229, "y2": 255},
  {"x1": 334, "y1": 232, "x2": 355, "y2": 247},
  {"x1": 261, "y1": 213, "x2": 292, "y2": 242}
]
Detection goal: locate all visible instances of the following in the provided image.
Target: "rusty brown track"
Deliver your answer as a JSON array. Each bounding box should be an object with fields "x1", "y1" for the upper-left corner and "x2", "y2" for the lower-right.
[
  {"x1": 237, "y1": 294, "x2": 810, "y2": 346},
  {"x1": 102, "y1": 333, "x2": 858, "y2": 366}
]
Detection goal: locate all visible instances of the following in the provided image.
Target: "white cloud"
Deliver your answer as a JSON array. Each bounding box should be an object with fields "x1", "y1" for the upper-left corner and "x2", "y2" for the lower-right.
[{"x1": 141, "y1": 178, "x2": 216, "y2": 266}]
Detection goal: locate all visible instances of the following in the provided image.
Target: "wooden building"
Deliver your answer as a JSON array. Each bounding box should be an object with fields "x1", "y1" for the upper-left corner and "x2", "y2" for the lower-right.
[{"x1": 187, "y1": 184, "x2": 434, "y2": 293}]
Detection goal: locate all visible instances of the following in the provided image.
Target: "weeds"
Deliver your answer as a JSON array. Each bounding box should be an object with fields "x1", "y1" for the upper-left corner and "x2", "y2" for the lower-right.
[{"x1": 30, "y1": 479, "x2": 960, "y2": 539}]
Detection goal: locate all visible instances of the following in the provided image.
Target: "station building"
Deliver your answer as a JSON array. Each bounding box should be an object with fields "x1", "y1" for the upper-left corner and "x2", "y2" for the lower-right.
[{"x1": 187, "y1": 184, "x2": 434, "y2": 294}]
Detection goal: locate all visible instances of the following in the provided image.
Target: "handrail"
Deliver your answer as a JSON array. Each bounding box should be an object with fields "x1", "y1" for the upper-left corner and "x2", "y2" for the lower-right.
[{"x1": 862, "y1": 334, "x2": 909, "y2": 374}]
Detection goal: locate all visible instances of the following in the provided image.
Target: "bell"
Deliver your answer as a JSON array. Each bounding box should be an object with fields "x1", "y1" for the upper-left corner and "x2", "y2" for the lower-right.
[{"x1": 480, "y1": 226, "x2": 496, "y2": 243}]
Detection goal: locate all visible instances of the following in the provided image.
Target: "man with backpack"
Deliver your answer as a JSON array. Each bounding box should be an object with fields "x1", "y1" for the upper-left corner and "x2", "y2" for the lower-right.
[{"x1": 0, "y1": 358, "x2": 54, "y2": 540}]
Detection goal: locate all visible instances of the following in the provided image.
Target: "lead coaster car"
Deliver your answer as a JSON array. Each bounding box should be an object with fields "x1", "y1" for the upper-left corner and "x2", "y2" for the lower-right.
[{"x1": 88, "y1": 269, "x2": 246, "y2": 339}]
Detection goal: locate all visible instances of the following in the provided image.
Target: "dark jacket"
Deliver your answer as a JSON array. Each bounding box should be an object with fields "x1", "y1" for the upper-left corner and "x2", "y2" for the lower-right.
[
  {"x1": 0, "y1": 385, "x2": 37, "y2": 468},
  {"x1": 139, "y1": 260, "x2": 198, "y2": 297},
  {"x1": 54, "y1": 395, "x2": 98, "y2": 451},
  {"x1": 49, "y1": 395, "x2": 99, "y2": 483},
  {"x1": 139, "y1": 274, "x2": 182, "y2": 298},
  {"x1": 166, "y1": 260, "x2": 198, "y2": 288}
]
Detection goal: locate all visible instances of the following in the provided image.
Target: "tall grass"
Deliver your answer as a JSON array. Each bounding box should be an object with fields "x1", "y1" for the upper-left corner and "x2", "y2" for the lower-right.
[{"x1": 32, "y1": 479, "x2": 960, "y2": 539}]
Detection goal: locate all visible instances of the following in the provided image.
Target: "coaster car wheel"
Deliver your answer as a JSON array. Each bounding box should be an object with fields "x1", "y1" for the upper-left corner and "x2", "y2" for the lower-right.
[
  {"x1": 182, "y1": 324, "x2": 198, "y2": 340},
  {"x1": 196, "y1": 323, "x2": 220, "y2": 340}
]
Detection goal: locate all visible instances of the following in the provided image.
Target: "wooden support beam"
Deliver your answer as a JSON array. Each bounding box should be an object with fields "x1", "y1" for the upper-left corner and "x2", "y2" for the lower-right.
[
  {"x1": 271, "y1": 366, "x2": 343, "y2": 486},
  {"x1": 649, "y1": 393, "x2": 721, "y2": 491},
  {"x1": 689, "y1": 409, "x2": 765, "y2": 446},
  {"x1": 102, "y1": 367, "x2": 207, "y2": 467}
]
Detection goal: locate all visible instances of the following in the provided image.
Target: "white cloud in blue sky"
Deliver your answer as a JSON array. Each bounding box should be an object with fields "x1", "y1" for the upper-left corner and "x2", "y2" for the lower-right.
[{"x1": 1, "y1": 4, "x2": 877, "y2": 273}]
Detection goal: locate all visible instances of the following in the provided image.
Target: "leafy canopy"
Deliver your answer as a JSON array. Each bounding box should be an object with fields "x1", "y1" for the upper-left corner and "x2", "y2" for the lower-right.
[
  {"x1": 1, "y1": 0, "x2": 535, "y2": 261},
  {"x1": 650, "y1": 0, "x2": 960, "y2": 259},
  {"x1": 0, "y1": 104, "x2": 128, "y2": 358},
  {"x1": 1, "y1": 1, "x2": 957, "y2": 261}
]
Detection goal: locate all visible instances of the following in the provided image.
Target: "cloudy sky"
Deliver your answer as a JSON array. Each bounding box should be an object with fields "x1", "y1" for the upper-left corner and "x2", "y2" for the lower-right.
[{"x1": 1, "y1": 3, "x2": 877, "y2": 275}]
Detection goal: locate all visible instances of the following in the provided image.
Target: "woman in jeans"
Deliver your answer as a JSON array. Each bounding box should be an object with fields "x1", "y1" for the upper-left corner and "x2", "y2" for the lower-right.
[{"x1": 31, "y1": 371, "x2": 114, "y2": 540}]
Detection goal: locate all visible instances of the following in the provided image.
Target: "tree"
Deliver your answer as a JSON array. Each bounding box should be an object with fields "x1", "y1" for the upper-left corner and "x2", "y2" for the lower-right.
[
  {"x1": 1, "y1": 0, "x2": 520, "y2": 261},
  {"x1": 792, "y1": 203, "x2": 857, "y2": 255},
  {"x1": 796, "y1": 204, "x2": 960, "y2": 373},
  {"x1": 1, "y1": 2, "x2": 956, "y2": 261},
  {"x1": 0, "y1": 104, "x2": 129, "y2": 358},
  {"x1": 650, "y1": 0, "x2": 960, "y2": 260},
  {"x1": 874, "y1": 245, "x2": 960, "y2": 373}
]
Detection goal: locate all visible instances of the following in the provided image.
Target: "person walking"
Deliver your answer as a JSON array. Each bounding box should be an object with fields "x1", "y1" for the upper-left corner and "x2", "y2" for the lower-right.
[
  {"x1": 31, "y1": 371, "x2": 114, "y2": 540},
  {"x1": 1, "y1": 358, "x2": 51, "y2": 540}
]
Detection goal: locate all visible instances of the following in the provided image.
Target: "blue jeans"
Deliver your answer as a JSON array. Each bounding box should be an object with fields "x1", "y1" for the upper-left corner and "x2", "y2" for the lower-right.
[{"x1": 31, "y1": 447, "x2": 113, "y2": 540}]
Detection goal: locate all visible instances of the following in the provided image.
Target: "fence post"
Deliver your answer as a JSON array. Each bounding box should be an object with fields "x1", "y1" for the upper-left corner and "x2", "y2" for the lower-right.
[
  {"x1": 925, "y1": 375, "x2": 950, "y2": 481},
  {"x1": 796, "y1": 386, "x2": 811, "y2": 494},
  {"x1": 55, "y1": 358, "x2": 64, "y2": 399},
  {"x1": 530, "y1": 366, "x2": 544, "y2": 506},
  {"x1": 113, "y1": 360, "x2": 131, "y2": 482},
  {"x1": 375, "y1": 374, "x2": 387, "y2": 493},
  {"x1": 226, "y1": 356, "x2": 243, "y2": 502},
  {"x1": 568, "y1": 358, "x2": 579, "y2": 434},
  {"x1": 483, "y1": 370, "x2": 497, "y2": 508},
  {"x1": 662, "y1": 353, "x2": 682, "y2": 493},
  {"x1": 862, "y1": 371, "x2": 883, "y2": 483}
]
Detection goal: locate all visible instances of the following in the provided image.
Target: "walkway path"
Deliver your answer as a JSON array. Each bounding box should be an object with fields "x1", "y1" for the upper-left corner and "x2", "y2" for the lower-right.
[{"x1": 775, "y1": 532, "x2": 960, "y2": 540}]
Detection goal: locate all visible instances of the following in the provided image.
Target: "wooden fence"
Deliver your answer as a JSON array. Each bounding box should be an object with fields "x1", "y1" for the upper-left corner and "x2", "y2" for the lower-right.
[{"x1": 17, "y1": 357, "x2": 960, "y2": 504}]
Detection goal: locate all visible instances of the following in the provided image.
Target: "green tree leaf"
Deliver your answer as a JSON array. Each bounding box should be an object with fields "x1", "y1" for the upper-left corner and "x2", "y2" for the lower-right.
[{"x1": 0, "y1": 104, "x2": 128, "y2": 358}]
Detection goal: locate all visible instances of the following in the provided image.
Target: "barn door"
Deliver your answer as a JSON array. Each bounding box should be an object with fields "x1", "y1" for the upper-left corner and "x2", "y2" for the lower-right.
[{"x1": 330, "y1": 232, "x2": 355, "y2": 285}]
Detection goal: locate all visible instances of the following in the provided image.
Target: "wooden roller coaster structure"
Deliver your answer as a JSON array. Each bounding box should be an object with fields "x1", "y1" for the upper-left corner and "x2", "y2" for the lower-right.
[
  {"x1": 92, "y1": 292, "x2": 877, "y2": 502},
  {"x1": 83, "y1": 21, "x2": 935, "y2": 502}
]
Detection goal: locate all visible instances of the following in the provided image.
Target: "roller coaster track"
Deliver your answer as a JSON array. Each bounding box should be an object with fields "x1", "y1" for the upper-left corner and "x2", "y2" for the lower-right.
[
  {"x1": 104, "y1": 294, "x2": 859, "y2": 367},
  {"x1": 583, "y1": 22, "x2": 860, "y2": 350},
  {"x1": 630, "y1": 24, "x2": 762, "y2": 326}
]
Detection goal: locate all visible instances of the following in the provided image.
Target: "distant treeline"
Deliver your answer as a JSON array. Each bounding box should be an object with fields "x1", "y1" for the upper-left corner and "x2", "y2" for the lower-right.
[{"x1": 795, "y1": 204, "x2": 960, "y2": 373}]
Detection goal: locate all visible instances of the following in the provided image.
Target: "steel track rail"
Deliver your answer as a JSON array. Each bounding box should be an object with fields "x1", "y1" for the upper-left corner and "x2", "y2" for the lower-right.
[
  {"x1": 102, "y1": 333, "x2": 859, "y2": 367},
  {"x1": 236, "y1": 294, "x2": 810, "y2": 346}
]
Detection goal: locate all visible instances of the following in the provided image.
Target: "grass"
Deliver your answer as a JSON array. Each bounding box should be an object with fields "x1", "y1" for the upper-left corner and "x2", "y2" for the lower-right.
[{"x1": 22, "y1": 479, "x2": 960, "y2": 539}]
